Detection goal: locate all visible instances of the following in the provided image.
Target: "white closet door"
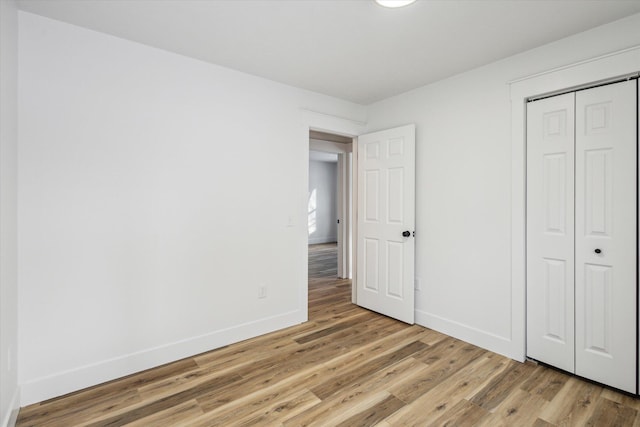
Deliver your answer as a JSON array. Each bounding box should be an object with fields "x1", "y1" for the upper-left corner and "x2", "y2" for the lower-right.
[
  {"x1": 526, "y1": 92, "x2": 576, "y2": 372},
  {"x1": 575, "y1": 80, "x2": 637, "y2": 394}
]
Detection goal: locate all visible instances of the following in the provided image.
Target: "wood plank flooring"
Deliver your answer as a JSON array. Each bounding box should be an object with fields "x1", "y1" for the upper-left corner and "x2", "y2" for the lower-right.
[
  {"x1": 16, "y1": 244, "x2": 640, "y2": 426},
  {"x1": 308, "y1": 243, "x2": 338, "y2": 278}
]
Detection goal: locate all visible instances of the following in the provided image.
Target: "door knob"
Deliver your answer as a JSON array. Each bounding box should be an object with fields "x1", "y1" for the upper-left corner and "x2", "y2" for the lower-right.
[
  {"x1": 402, "y1": 231, "x2": 411, "y2": 237},
  {"x1": 594, "y1": 248, "x2": 602, "y2": 254}
]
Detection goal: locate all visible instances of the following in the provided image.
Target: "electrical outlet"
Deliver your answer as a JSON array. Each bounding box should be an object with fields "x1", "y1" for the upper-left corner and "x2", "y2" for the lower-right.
[
  {"x1": 258, "y1": 285, "x2": 268, "y2": 299},
  {"x1": 414, "y1": 278, "x2": 421, "y2": 291}
]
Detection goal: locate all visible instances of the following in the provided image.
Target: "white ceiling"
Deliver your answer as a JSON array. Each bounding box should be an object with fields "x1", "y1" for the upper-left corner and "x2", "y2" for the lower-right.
[{"x1": 17, "y1": 0, "x2": 640, "y2": 104}]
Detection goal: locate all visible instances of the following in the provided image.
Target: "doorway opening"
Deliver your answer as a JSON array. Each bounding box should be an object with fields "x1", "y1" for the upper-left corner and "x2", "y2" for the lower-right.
[
  {"x1": 308, "y1": 130, "x2": 354, "y2": 284},
  {"x1": 304, "y1": 123, "x2": 416, "y2": 324}
]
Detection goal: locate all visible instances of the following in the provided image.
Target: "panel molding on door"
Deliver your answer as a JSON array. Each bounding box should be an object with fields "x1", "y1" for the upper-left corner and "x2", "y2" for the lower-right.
[
  {"x1": 357, "y1": 124, "x2": 415, "y2": 324},
  {"x1": 574, "y1": 80, "x2": 637, "y2": 394},
  {"x1": 526, "y1": 92, "x2": 576, "y2": 373}
]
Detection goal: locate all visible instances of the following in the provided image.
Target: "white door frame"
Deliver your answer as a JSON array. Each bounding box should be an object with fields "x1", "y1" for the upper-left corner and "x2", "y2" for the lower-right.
[
  {"x1": 510, "y1": 46, "x2": 640, "y2": 362},
  {"x1": 301, "y1": 110, "x2": 366, "y2": 312}
]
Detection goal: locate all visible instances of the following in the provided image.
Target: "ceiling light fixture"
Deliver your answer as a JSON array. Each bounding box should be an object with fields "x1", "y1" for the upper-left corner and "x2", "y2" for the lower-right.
[{"x1": 375, "y1": 0, "x2": 417, "y2": 8}]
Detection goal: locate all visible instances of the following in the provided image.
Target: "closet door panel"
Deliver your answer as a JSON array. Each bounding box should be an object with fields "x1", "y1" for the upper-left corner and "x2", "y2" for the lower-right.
[
  {"x1": 575, "y1": 80, "x2": 637, "y2": 394},
  {"x1": 527, "y1": 92, "x2": 576, "y2": 372}
]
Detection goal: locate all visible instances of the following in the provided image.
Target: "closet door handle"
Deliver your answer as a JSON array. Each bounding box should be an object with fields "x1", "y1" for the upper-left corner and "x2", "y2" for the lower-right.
[{"x1": 594, "y1": 248, "x2": 602, "y2": 254}]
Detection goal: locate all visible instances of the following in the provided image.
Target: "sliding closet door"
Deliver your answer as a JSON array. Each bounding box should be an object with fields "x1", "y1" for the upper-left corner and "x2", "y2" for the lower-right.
[
  {"x1": 526, "y1": 92, "x2": 576, "y2": 372},
  {"x1": 574, "y1": 80, "x2": 637, "y2": 394}
]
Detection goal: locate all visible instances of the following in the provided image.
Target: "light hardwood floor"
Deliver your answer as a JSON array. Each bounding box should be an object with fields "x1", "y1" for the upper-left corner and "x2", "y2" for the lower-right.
[
  {"x1": 16, "y1": 244, "x2": 640, "y2": 426},
  {"x1": 308, "y1": 243, "x2": 338, "y2": 278}
]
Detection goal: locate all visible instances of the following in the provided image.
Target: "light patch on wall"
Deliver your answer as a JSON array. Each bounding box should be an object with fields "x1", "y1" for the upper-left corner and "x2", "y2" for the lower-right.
[{"x1": 308, "y1": 188, "x2": 317, "y2": 235}]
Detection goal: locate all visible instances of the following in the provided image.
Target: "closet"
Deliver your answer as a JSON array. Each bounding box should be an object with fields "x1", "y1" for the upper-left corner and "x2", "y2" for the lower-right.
[{"x1": 526, "y1": 79, "x2": 638, "y2": 394}]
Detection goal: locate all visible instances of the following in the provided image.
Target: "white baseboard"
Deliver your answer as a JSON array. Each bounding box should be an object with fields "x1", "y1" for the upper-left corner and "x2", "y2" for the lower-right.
[
  {"x1": 415, "y1": 309, "x2": 524, "y2": 362},
  {"x1": 308, "y1": 237, "x2": 337, "y2": 245},
  {"x1": 20, "y1": 310, "x2": 305, "y2": 406},
  {"x1": 1, "y1": 388, "x2": 20, "y2": 427}
]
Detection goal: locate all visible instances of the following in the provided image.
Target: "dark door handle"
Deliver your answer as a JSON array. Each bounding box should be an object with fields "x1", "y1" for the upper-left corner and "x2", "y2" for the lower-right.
[
  {"x1": 402, "y1": 231, "x2": 411, "y2": 237},
  {"x1": 595, "y1": 248, "x2": 602, "y2": 254}
]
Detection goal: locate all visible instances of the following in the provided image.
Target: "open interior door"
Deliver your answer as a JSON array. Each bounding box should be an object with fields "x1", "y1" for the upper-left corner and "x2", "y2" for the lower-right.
[{"x1": 356, "y1": 124, "x2": 415, "y2": 324}]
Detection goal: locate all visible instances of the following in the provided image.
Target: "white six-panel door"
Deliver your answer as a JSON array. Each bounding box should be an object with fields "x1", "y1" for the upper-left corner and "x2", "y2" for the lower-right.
[
  {"x1": 527, "y1": 80, "x2": 637, "y2": 394},
  {"x1": 357, "y1": 124, "x2": 415, "y2": 324},
  {"x1": 527, "y1": 92, "x2": 576, "y2": 373},
  {"x1": 574, "y1": 80, "x2": 637, "y2": 393}
]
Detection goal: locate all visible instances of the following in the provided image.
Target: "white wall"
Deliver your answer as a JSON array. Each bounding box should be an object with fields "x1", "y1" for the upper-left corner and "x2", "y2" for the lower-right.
[
  {"x1": 0, "y1": 0, "x2": 20, "y2": 425},
  {"x1": 366, "y1": 13, "x2": 640, "y2": 360},
  {"x1": 17, "y1": 12, "x2": 365, "y2": 405},
  {"x1": 308, "y1": 159, "x2": 337, "y2": 244}
]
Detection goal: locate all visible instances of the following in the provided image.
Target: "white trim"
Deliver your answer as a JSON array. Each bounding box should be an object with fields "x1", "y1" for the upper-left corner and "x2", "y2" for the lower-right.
[
  {"x1": 309, "y1": 139, "x2": 352, "y2": 154},
  {"x1": 416, "y1": 310, "x2": 519, "y2": 361},
  {"x1": 509, "y1": 45, "x2": 640, "y2": 84},
  {"x1": 1, "y1": 388, "x2": 20, "y2": 427},
  {"x1": 351, "y1": 140, "x2": 358, "y2": 302},
  {"x1": 337, "y1": 154, "x2": 345, "y2": 278},
  {"x1": 510, "y1": 46, "x2": 640, "y2": 362},
  {"x1": 19, "y1": 310, "x2": 304, "y2": 406},
  {"x1": 527, "y1": 72, "x2": 640, "y2": 102}
]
